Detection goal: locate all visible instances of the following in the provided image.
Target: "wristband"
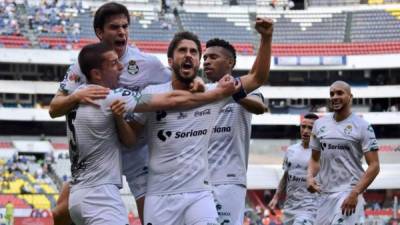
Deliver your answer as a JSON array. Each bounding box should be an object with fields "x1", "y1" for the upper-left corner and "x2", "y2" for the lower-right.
[{"x1": 232, "y1": 77, "x2": 247, "y2": 102}]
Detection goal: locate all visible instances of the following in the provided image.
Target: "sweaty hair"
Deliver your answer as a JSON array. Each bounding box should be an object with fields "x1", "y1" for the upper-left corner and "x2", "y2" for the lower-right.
[
  {"x1": 303, "y1": 113, "x2": 319, "y2": 120},
  {"x1": 78, "y1": 43, "x2": 114, "y2": 80},
  {"x1": 206, "y1": 38, "x2": 236, "y2": 68},
  {"x1": 167, "y1": 31, "x2": 202, "y2": 59},
  {"x1": 93, "y1": 2, "x2": 130, "y2": 31}
]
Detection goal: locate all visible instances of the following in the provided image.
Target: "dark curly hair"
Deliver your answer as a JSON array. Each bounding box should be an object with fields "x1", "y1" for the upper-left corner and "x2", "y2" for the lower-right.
[
  {"x1": 205, "y1": 38, "x2": 236, "y2": 68},
  {"x1": 167, "y1": 31, "x2": 202, "y2": 59}
]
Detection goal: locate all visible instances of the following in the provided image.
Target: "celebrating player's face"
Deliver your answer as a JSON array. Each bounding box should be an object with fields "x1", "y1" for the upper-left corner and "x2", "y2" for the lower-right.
[
  {"x1": 329, "y1": 84, "x2": 352, "y2": 112},
  {"x1": 96, "y1": 14, "x2": 129, "y2": 58},
  {"x1": 100, "y1": 51, "x2": 123, "y2": 89},
  {"x1": 169, "y1": 39, "x2": 200, "y2": 84},
  {"x1": 300, "y1": 118, "x2": 314, "y2": 145},
  {"x1": 203, "y1": 47, "x2": 232, "y2": 82}
]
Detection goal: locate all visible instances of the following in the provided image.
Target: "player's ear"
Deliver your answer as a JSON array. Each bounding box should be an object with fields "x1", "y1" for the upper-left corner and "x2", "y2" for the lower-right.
[
  {"x1": 89, "y1": 68, "x2": 102, "y2": 83},
  {"x1": 168, "y1": 57, "x2": 173, "y2": 67},
  {"x1": 95, "y1": 28, "x2": 103, "y2": 40}
]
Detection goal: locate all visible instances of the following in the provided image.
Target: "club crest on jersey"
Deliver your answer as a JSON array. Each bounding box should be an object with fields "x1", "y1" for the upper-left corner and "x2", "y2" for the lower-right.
[
  {"x1": 128, "y1": 60, "x2": 139, "y2": 75},
  {"x1": 68, "y1": 73, "x2": 80, "y2": 83},
  {"x1": 344, "y1": 125, "x2": 352, "y2": 135}
]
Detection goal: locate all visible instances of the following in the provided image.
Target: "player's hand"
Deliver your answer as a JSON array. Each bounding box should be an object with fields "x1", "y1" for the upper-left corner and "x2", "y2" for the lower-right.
[
  {"x1": 255, "y1": 17, "x2": 274, "y2": 38},
  {"x1": 217, "y1": 74, "x2": 240, "y2": 96},
  {"x1": 306, "y1": 177, "x2": 321, "y2": 193},
  {"x1": 341, "y1": 191, "x2": 358, "y2": 216},
  {"x1": 110, "y1": 100, "x2": 126, "y2": 120},
  {"x1": 268, "y1": 195, "x2": 279, "y2": 209},
  {"x1": 189, "y1": 77, "x2": 206, "y2": 93},
  {"x1": 72, "y1": 86, "x2": 109, "y2": 106}
]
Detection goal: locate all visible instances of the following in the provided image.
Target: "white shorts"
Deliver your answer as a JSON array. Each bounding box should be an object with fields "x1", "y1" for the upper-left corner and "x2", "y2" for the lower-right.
[
  {"x1": 144, "y1": 191, "x2": 219, "y2": 225},
  {"x1": 122, "y1": 147, "x2": 149, "y2": 200},
  {"x1": 283, "y1": 211, "x2": 315, "y2": 225},
  {"x1": 69, "y1": 184, "x2": 129, "y2": 225},
  {"x1": 316, "y1": 191, "x2": 365, "y2": 225},
  {"x1": 212, "y1": 184, "x2": 246, "y2": 225}
]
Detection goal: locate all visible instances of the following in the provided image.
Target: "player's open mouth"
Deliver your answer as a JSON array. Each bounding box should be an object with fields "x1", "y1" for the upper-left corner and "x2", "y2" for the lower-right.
[
  {"x1": 182, "y1": 61, "x2": 193, "y2": 72},
  {"x1": 114, "y1": 40, "x2": 126, "y2": 47},
  {"x1": 204, "y1": 67, "x2": 213, "y2": 74}
]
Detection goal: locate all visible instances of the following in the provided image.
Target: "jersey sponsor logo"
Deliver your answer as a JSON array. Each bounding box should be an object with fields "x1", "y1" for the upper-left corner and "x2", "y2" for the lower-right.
[
  {"x1": 175, "y1": 129, "x2": 208, "y2": 138},
  {"x1": 127, "y1": 60, "x2": 139, "y2": 75},
  {"x1": 287, "y1": 174, "x2": 306, "y2": 183},
  {"x1": 212, "y1": 126, "x2": 231, "y2": 133},
  {"x1": 177, "y1": 112, "x2": 188, "y2": 119},
  {"x1": 219, "y1": 106, "x2": 233, "y2": 114},
  {"x1": 156, "y1": 110, "x2": 167, "y2": 121},
  {"x1": 194, "y1": 109, "x2": 211, "y2": 117},
  {"x1": 321, "y1": 142, "x2": 350, "y2": 151},
  {"x1": 157, "y1": 129, "x2": 172, "y2": 142},
  {"x1": 344, "y1": 125, "x2": 352, "y2": 135},
  {"x1": 157, "y1": 129, "x2": 208, "y2": 141}
]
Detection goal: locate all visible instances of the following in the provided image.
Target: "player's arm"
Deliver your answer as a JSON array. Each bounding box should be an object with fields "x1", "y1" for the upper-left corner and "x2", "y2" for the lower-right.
[
  {"x1": 51, "y1": 182, "x2": 72, "y2": 225},
  {"x1": 269, "y1": 171, "x2": 288, "y2": 209},
  {"x1": 307, "y1": 149, "x2": 321, "y2": 193},
  {"x1": 110, "y1": 100, "x2": 138, "y2": 147},
  {"x1": 134, "y1": 75, "x2": 238, "y2": 112},
  {"x1": 237, "y1": 18, "x2": 273, "y2": 94},
  {"x1": 341, "y1": 150, "x2": 380, "y2": 216},
  {"x1": 238, "y1": 94, "x2": 266, "y2": 115},
  {"x1": 49, "y1": 86, "x2": 109, "y2": 118}
]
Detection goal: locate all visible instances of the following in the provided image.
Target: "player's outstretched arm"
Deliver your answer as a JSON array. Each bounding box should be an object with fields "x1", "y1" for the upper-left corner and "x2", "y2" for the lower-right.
[
  {"x1": 49, "y1": 86, "x2": 109, "y2": 118},
  {"x1": 269, "y1": 171, "x2": 288, "y2": 209},
  {"x1": 307, "y1": 150, "x2": 321, "y2": 193},
  {"x1": 341, "y1": 150, "x2": 380, "y2": 216},
  {"x1": 134, "y1": 75, "x2": 238, "y2": 112},
  {"x1": 110, "y1": 100, "x2": 138, "y2": 147},
  {"x1": 239, "y1": 95, "x2": 266, "y2": 114},
  {"x1": 239, "y1": 18, "x2": 273, "y2": 94}
]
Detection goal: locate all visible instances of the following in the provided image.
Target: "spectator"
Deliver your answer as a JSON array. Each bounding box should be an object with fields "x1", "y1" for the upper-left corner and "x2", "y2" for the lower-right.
[{"x1": 5, "y1": 201, "x2": 14, "y2": 225}]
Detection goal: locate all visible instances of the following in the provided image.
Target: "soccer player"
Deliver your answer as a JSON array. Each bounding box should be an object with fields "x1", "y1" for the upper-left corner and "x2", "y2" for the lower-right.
[
  {"x1": 67, "y1": 42, "x2": 238, "y2": 225},
  {"x1": 49, "y1": 2, "x2": 199, "y2": 223},
  {"x1": 132, "y1": 18, "x2": 273, "y2": 225},
  {"x1": 268, "y1": 113, "x2": 319, "y2": 225},
  {"x1": 203, "y1": 38, "x2": 267, "y2": 225},
  {"x1": 307, "y1": 81, "x2": 380, "y2": 225}
]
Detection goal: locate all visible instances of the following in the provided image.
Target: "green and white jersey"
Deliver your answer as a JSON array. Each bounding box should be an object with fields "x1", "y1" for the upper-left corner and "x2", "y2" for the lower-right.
[
  {"x1": 134, "y1": 82, "x2": 232, "y2": 195},
  {"x1": 283, "y1": 142, "x2": 317, "y2": 214},
  {"x1": 68, "y1": 85, "x2": 141, "y2": 191},
  {"x1": 310, "y1": 113, "x2": 379, "y2": 193}
]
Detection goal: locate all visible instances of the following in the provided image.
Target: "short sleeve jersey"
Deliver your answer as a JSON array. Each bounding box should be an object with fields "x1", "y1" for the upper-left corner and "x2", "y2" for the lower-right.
[
  {"x1": 68, "y1": 85, "x2": 141, "y2": 191},
  {"x1": 282, "y1": 143, "x2": 317, "y2": 214},
  {"x1": 134, "y1": 82, "x2": 232, "y2": 195},
  {"x1": 208, "y1": 91, "x2": 263, "y2": 186},
  {"x1": 59, "y1": 45, "x2": 171, "y2": 179},
  {"x1": 309, "y1": 113, "x2": 379, "y2": 193}
]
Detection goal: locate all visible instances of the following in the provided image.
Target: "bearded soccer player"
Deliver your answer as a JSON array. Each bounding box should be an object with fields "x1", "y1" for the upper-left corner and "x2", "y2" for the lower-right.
[
  {"x1": 307, "y1": 80, "x2": 380, "y2": 225},
  {"x1": 132, "y1": 18, "x2": 273, "y2": 225},
  {"x1": 269, "y1": 113, "x2": 319, "y2": 225}
]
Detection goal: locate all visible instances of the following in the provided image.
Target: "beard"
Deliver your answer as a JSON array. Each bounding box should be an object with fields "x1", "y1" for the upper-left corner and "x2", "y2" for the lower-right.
[{"x1": 171, "y1": 62, "x2": 198, "y2": 85}]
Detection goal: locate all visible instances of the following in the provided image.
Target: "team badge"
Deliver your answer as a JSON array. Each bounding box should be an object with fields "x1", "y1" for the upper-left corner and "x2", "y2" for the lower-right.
[
  {"x1": 128, "y1": 60, "x2": 139, "y2": 75},
  {"x1": 344, "y1": 125, "x2": 352, "y2": 135},
  {"x1": 68, "y1": 73, "x2": 80, "y2": 83}
]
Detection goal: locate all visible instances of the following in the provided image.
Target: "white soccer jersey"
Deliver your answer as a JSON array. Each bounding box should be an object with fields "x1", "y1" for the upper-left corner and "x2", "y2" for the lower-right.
[
  {"x1": 68, "y1": 85, "x2": 142, "y2": 191},
  {"x1": 283, "y1": 142, "x2": 318, "y2": 215},
  {"x1": 309, "y1": 113, "x2": 379, "y2": 193},
  {"x1": 208, "y1": 91, "x2": 263, "y2": 186},
  {"x1": 59, "y1": 46, "x2": 170, "y2": 195},
  {"x1": 134, "y1": 82, "x2": 232, "y2": 195}
]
